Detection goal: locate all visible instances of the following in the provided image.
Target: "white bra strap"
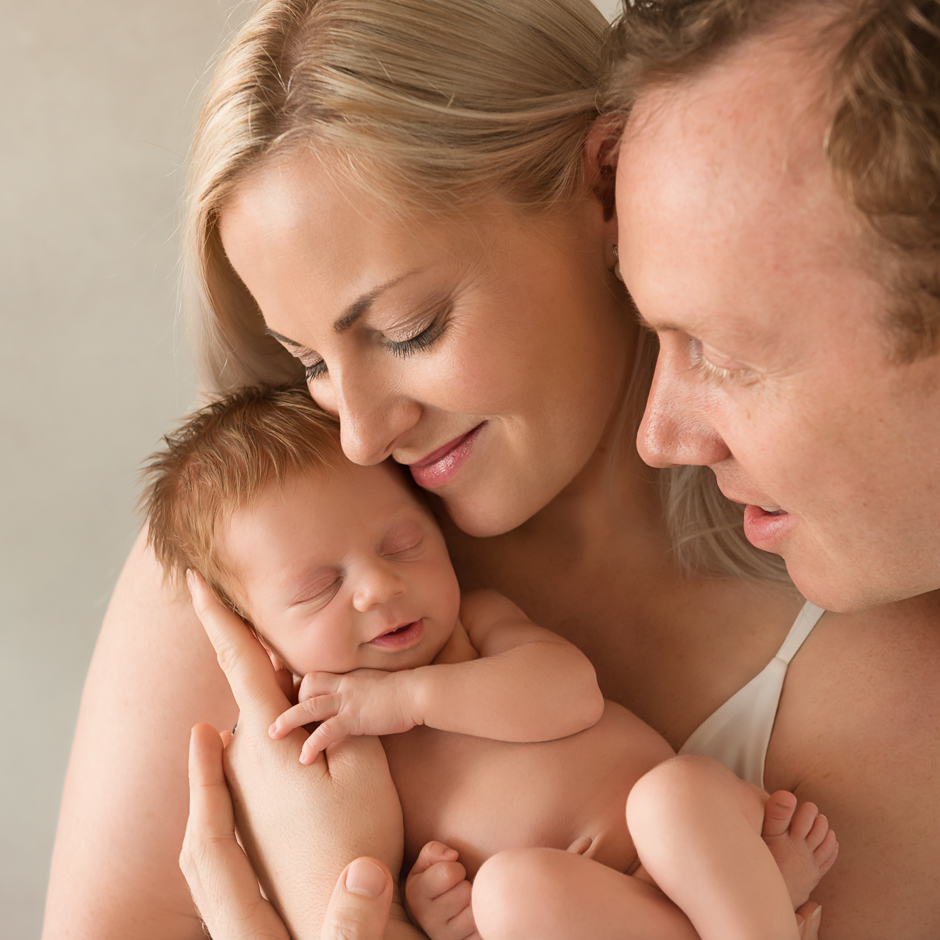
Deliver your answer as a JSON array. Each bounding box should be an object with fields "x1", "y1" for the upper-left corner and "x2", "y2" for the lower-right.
[{"x1": 775, "y1": 601, "x2": 826, "y2": 664}]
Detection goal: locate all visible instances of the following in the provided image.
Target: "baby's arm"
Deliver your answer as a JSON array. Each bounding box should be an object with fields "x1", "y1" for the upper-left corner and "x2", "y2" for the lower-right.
[{"x1": 271, "y1": 589, "x2": 604, "y2": 761}]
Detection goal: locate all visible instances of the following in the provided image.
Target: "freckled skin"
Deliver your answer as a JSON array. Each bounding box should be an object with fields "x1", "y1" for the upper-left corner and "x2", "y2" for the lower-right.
[{"x1": 617, "y1": 29, "x2": 940, "y2": 613}]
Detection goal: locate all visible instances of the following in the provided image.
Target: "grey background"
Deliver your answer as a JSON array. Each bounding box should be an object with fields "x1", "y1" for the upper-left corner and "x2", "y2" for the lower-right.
[{"x1": 0, "y1": 1, "x2": 620, "y2": 936}]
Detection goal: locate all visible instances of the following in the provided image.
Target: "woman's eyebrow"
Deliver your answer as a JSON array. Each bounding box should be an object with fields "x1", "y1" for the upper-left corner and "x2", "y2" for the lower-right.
[
  {"x1": 265, "y1": 327, "x2": 303, "y2": 347},
  {"x1": 333, "y1": 269, "x2": 425, "y2": 334},
  {"x1": 264, "y1": 269, "x2": 428, "y2": 348}
]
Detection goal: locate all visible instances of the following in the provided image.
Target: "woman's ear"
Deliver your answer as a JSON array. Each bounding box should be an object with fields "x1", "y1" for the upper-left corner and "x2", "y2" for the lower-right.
[{"x1": 583, "y1": 114, "x2": 624, "y2": 223}]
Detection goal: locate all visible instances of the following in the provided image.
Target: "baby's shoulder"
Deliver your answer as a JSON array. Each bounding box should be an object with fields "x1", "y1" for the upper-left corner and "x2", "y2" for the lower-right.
[{"x1": 458, "y1": 588, "x2": 530, "y2": 625}]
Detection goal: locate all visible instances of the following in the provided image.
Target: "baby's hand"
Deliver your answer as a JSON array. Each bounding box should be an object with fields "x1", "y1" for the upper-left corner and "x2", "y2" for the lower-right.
[
  {"x1": 268, "y1": 669, "x2": 419, "y2": 763},
  {"x1": 405, "y1": 841, "x2": 480, "y2": 940}
]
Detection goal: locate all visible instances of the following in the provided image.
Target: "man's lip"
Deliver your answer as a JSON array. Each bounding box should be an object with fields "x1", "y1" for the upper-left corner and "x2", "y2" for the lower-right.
[{"x1": 409, "y1": 426, "x2": 483, "y2": 468}]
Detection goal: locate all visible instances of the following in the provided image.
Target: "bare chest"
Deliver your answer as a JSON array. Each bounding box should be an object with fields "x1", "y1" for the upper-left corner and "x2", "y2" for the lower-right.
[
  {"x1": 444, "y1": 524, "x2": 802, "y2": 749},
  {"x1": 382, "y1": 702, "x2": 672, "y2": 879}
]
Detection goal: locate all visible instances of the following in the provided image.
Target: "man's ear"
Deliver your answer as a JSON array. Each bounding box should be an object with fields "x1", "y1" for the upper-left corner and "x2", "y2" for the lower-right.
[{"x1": 583, "y1": 114, "x2": 624, "y2": 223}]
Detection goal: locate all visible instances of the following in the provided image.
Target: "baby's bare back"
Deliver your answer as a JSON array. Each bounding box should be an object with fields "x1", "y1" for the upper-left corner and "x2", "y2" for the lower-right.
[{"x1": 383, "y1": 700, "x2": 675, "y2": 879}]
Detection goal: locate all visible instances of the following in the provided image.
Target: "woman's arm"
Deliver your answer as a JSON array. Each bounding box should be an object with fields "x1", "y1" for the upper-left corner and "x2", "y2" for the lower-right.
[
  {"x1": 183, "y1": 723, "x2": 420, "y2": 940},
  {"x1": 42, "y1": 534, "x2": 411, "y2": 940},
  {"x1": 185, "y1": 571, "x2": 407, "y2": 938},
  {"x1": 43, "y1": 530, "x2": 236, "y2": 940}
]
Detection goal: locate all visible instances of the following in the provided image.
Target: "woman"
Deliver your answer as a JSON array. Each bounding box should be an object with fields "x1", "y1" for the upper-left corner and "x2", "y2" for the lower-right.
[{"x1": 42, "y1": 1, "x2": 916, "y2": 938}]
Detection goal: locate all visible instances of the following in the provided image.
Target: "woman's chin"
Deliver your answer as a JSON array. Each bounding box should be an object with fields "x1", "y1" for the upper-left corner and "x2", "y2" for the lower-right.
[{"x1": 441, "y1": 491, "x2": 543, "y2": 539}]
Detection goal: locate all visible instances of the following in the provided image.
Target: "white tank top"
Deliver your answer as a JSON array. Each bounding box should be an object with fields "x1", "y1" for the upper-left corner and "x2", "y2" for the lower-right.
[{"x1": 678, "y1": 601, "x2": 826, "y2": 788}]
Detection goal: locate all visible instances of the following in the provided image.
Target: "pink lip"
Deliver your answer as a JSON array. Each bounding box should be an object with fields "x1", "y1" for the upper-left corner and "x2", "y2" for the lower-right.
[
  {"x1": 742, "y1": 504, "x2": 796, "y2": 552},
  {"x1": 408, "y1": 424, "x2": 484, "y2": 489},
  {"x1": 369, "y1": 619, "x2": 424, "y2": 651}
]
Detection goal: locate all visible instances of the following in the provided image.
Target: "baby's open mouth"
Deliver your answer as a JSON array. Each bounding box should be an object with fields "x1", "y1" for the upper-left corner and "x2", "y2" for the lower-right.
[{"x1": 370, "y1": 619, "x2": 425, "y2": 650}]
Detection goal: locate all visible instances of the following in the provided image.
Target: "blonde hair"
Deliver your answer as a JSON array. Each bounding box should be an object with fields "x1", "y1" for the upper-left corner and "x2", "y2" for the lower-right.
[
  {"x1": 140, "y1": 384, "x2": 341, "y2": 609},
  {"x1": 184, "y1": 0, "x2": 608, "y2": 395},
  {"x1": 183, "y1": 0, "x2": 789, "y2": 583}
]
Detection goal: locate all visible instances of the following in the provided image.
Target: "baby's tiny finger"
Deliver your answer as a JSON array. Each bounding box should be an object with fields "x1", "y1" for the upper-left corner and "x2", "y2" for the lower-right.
[
  {"x1": 442, "y1": 894, "x2": 478, "y2": 940},
  {"x1": 300, "y1": 717, "x2": 349, "y2": 763},
  {"x1": 410, "y1": 860, "x2": 468, "y2": 901},
  {"x1": 414, "y1": 841, "x2": 459, "y2": 874},
  {"x1": 429, "y1": 878, "x2": 473, "y2": 928},
  {"x1": 298, "y1": 670, "x2": 341, "y2": 703},
  {"x1": 269, "y1": 695, "x2": 341, "y2": 738}
]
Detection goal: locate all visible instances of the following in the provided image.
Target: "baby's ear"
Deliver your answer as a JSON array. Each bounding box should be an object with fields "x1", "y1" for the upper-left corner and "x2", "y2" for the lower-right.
[{"x1": 266, "y1": 649, "x2": 288, "y2": 673}]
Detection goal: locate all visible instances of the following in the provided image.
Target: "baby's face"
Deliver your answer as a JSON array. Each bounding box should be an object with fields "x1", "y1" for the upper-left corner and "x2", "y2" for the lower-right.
[{"x1": 218, "y1": 460, "x2": 461, "y2": 676}]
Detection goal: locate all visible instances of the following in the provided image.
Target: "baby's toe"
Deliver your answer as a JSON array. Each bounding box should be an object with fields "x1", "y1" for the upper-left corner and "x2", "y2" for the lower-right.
[
  {"x1": 804, "y1": 812, "x2": 829, "y2": 851},
  {"x1": 813, "y1": 830, "x2": 839, "y2": 875},
  {"x1": 789, "y1": 801, "x2": 821, "y2": 841},
  {"x1": 763, "y1": 790, "x2": 799, "y2": 838}
]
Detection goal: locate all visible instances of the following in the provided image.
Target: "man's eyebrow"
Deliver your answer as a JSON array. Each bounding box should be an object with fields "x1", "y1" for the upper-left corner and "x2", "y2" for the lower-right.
[
  {"x1": 264, "y1": 269, "x2": 425, "y2": 348},
  {"x1": 635, "y1": 312, "x2": 681, "y2": 334}
]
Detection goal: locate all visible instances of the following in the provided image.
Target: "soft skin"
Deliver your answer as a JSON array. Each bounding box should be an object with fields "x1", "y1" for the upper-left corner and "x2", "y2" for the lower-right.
[
  {"x1": 617, "y1": 26, "x2": 940, "y2": 614},
  {"x1": 218, "y1": 150, "x2": 632, "y2": 538},
  {"x1": 205, "y1": 457, "x2": 834, "y2": 940},
  {"x1": 43, "y1": 48, "x2": 940, "y2": 940}
]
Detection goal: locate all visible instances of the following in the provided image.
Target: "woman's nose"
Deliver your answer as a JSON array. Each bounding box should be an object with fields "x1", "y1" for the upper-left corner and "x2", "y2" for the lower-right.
[
  {"x1": 637, "y1": 352, "x2": 731, "y2": 469},
  {"x1": 313, "y1": 368, "x2": 422, "y2": 467},
  {"x1": 352, "y1": 563, "x2": 407, "y2": 613}
]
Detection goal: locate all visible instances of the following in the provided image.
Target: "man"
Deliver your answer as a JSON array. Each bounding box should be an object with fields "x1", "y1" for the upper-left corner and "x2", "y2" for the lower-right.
[{"x1": 609, "y1": 0, "x2": 940, "y2": 613}]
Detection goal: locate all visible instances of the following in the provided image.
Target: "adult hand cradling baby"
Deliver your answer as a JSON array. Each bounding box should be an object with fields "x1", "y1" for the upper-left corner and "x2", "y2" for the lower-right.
[{"x1": 183, "y1": 571, "x2": 409, "y2": 940}]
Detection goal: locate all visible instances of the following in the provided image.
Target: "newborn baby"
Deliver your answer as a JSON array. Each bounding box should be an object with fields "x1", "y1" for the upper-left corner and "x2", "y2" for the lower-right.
[{"x1": 143, "y1": 384, "x2": 837, "y2": 940}]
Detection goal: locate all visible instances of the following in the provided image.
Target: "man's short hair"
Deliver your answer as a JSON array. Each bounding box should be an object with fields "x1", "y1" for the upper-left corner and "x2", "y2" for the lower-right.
[
  {"x1": 140, "y1": 384, "x2": 341, "y2": 611},
  {"x1": 603, "y1": 0, "x2": 940, "y2": 360}
]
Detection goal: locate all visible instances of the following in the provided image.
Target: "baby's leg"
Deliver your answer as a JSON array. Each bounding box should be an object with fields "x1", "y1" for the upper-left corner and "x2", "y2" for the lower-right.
[
  {"x1": 472, "y1": 848, "x2": 700, "y2": 940},
  {"x1": 627, "y1": 755, "x2": 801, "y2": 940}
]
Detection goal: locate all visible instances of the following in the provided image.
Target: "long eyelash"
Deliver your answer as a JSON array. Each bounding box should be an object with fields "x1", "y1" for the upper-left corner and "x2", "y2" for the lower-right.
[
  {"x1": 387, "y1": 307, "x2": 450, "y2": 359},
  {"x1": 304, "y1": 360, "x2": 327, "y2": 382},
  {"x1": 303, "y1": 304, "x2": 452, "y2": 379}
]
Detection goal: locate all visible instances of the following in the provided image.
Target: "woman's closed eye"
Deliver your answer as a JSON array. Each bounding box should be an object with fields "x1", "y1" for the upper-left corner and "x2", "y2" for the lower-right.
[
  {"x1": 386, "y1": 303, "x2": 452, "y2": 359},
  {"x1": 282, "y1": 303, "x2": 453, "y2": 382}
]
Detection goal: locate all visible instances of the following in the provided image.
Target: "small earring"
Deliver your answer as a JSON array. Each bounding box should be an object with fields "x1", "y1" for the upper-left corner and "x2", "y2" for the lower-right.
[{"x1": 612, "y1": 244, "x2": 624, "y2": 283}]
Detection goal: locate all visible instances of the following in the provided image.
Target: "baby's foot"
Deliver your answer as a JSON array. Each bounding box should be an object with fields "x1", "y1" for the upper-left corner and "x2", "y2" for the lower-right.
[
  {"x1": 762, "y1": 790, "x2": 839, "y2": 908},
  {"x1": 405, "y1": 841, "x2": 480, "y2": 940}
]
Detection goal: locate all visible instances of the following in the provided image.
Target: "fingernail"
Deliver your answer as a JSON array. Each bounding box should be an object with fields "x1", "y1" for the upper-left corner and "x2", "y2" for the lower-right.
[
  {"x1": 345, "y1": 858, "x2": 386, "y2": 898},
  {"x1": 185, "y1": 569, "x2": 196, "y2": 593},
  {"x1": 811, "y1": 906, "x2": 822, "y2": 922},
  {"x1": 268, "y1": 722, "x2": 277, "y2": 738}
]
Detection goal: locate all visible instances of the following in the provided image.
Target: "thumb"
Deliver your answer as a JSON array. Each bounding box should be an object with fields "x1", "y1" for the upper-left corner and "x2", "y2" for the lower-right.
[
  {"x1": 796, "y1": 901, "x2": 822, "y2": 939},
  {"x1": 321, "y1": 857, "x2": 394, "y2": 940}
]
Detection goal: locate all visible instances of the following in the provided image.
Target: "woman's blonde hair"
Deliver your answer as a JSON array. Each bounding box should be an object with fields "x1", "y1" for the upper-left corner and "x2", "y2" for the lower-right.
[
  {"x1": 183, "y1": 0, "x2": 789, "y2": 584},
  {"x1": 185, "y1": 0, "x2": 608, "y2": 395}
]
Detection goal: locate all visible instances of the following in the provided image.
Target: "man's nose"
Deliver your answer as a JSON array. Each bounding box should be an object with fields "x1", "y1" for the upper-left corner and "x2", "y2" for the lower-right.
[{"x1": 637, "y1": 350, "x2": 730, "y2": 469}]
